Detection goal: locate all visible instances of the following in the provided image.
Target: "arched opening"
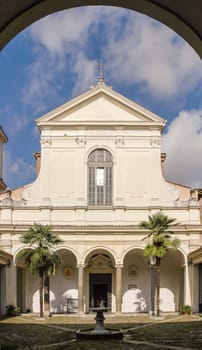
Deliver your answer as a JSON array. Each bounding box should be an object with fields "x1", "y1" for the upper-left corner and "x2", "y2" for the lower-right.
[
  {"x1": 15, "y1": 248, "x2": 34, "y2": 313},
  {"x1": 0, "y1": 2, "x2": 200, "y2": 318},
  {"x1": 160, "y1": 249, "x2": 185, "y2": 312},
  {"x1": 15, "y1": 247, "x2": 78, "y2": 314},
  {"x1": 0, "y1": 6, "x2": 201, "y2": 191},
  {"x1": 84, "y1": 248, "x2": 116, "y2": 312},
  {"x1": 122, "y1": 248, "x2": 148, "y2": 313},
  {"x1": 122, "y1": 248, "x2": 186, "y2": 313},
  {"x1": 49, "y1": 248, "x2": 78, "y2": 314}
]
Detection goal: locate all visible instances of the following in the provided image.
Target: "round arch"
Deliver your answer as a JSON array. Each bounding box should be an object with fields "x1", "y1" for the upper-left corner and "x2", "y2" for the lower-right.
[
  {"x1": 173, "y1": 247, "x2": 187, "y2": 265},
  {"x1": 0, "y1": 1, "x2": 201, "y2": 58},
  {"x1": 83, "y1": 246, "x2": 117, "y2": 267},
  {"x1": 54, "y1": 246, "x2": 79, "y2": 265},
  {"x1": 14, "y1": 246, "x2": 34, "y2": 266},
  {"x1": 121, "y1": 245, "x2": 145, "y2": 265},
  {"x1": 85, "y1": 145, "x2": 116, "y2": 164},
  {"x1": 159, "y1": 248, "x2": 186, "y2": 312}
]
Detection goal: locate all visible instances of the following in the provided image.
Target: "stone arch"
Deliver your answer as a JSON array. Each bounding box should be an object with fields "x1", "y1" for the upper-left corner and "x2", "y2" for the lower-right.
[
  {"x1": 121, "y1": 245, "x2": 145, "y2": 265},
  {"x1": 14, "y1": 246, "x2": 34, "y2": 267},
  {"x1": 83, "y1": 246, "x2": 117, "y2": 267},
  {"x1": 85, "y1": 145, "x2": 116, "y2": 164},
  {"x1": 0, "y1": 1, "x2": 201, "y2": 58},
  {"x1": 174, "y1": 247, "x2": 187, "y2": 265},
  {"x1": 83, "y1": 246, "x2": 117, "y2": 312},
  {"x1": 54, "y1": 246, "x2": 79, "y2": 265}
]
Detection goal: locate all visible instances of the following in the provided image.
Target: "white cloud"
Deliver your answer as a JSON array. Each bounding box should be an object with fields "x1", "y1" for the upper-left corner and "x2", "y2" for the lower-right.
[
  {"x1": 29, "y1": 7, "x2": 99, "y2": 54},
  {"x1": 3, "y1": 149, "x2": 35, "y2": 188},
  {"x1": 29, "y1": 7, "x2": 124, "y2": 55},
  {"x1": 71, "y1": 53, "x2": 97, "y2": 96},
  {"x1": 0, "y1": 107, "x2": 30, "y2": 137},
  {"x1": 21, "y1": 52, "x2": 66, "y2": 113},
  {"x1": 104, "y1": 14, "x2": 202, "y2": 100},
  {"x1": 24, "y1": 7, "x2": 202, "y2": 105},
  {"x1": 162, "y1": 109, "x2": 202, "y2": 188}
]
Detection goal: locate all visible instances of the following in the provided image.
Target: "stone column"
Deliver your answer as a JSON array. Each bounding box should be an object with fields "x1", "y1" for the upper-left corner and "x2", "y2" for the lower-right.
[
  {"x1": 6, "y1": 262, "x2": 17, "y2": 306},
  {"x1": 116, "y1": 264, "x2": 123, "y2": 313},
  {"x1": 78, "y1": 264, "x2": 84, "y2": 314},
  {"x1": 184, "y1": 263, "x2": 192, "y2": 305}
]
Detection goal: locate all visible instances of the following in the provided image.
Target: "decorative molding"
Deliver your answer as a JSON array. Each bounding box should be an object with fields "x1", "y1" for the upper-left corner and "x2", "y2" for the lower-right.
[
  {"x1": 128, "y1": 265, "x2": 138, "y2": 279},
  {"x1": 150, "y1": 136, "x2": 161, "y2": 148},
  {"x1": 88, "y1": 254, "x2": 113, "y2": 269},
  {"x1": 115, "y1": 136, "x2": 124, "y2": 146},
  {"x1": 64, "y1": 266, "x2": 73, "y2": 279},
  {"x1": 40, "y1": 137, "x2": 52, "y2": 147},
  {"x1": 75, "y1": 136, "x2": 86, "y2": 147}
]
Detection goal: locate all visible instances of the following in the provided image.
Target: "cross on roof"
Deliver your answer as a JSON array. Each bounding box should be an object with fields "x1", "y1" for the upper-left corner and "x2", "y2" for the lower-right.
[{"x1": 98, "y1": 59, "x2": 105, "y2": 84}]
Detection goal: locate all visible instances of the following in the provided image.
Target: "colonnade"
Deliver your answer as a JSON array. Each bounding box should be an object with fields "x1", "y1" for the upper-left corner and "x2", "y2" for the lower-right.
[{"x1": 1, "y1": 256, "x2": 197, "y2": 314}]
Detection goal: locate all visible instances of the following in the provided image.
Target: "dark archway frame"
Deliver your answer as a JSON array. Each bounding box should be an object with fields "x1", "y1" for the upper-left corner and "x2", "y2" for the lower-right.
[{"x1": 0, "y1": 1, "x2": 201, "y2": 57}]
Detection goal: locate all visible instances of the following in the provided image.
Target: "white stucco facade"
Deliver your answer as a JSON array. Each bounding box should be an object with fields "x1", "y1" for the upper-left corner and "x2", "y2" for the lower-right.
[{"x1": 0, "y1": 80, "x2": 202, "y2": 315}]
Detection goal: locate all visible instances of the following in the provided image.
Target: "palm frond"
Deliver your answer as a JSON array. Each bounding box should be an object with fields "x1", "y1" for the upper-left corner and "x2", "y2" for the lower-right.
[
  {"x1": 19, "y1": 224, "x2": 63, "y2": 276},
  {"x1": 140, "y1": 212, "x2": 179, "y2": 259}
]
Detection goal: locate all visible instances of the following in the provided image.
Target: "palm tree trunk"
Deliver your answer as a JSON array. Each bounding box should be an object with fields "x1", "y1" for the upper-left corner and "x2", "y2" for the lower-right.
[
  {"x1": 156, "y1": 257, "x2": 161, "y2": 317},
  {"x1": 44, "y1": 275, "x2": 50, "y2": 315},
  {"x1": 151, "y1": 265, "x2": 156, "y2": 316},
  {"x1": 39, "y1": 270, "x2": 44, "y2": 317}
]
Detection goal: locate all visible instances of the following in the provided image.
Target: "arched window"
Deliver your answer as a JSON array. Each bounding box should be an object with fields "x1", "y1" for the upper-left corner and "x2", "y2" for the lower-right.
[{"x1": 88, "y1": 149, "x2": 113, "y2": 206}]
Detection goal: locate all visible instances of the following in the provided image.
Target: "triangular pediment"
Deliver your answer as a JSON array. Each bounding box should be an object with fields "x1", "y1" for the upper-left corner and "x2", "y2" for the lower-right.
[{"x1": 37, "y1": 83, "x2": 166, "y2": 129}]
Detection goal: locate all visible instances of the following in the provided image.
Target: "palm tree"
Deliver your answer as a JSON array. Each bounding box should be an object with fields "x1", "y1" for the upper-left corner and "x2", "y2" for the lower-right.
[
  {"x1": 140, "y1": 212, "x2": 179, "y2": 316},
  {"x1": 19, "y1": 224, "x2": 63, "y2": 317}
]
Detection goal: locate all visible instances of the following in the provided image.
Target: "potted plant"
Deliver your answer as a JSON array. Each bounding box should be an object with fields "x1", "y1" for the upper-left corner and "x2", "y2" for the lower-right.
[
  {"x1": 179, "y1": 304, "x2": 192, "y2": 315},
  {"x1": 6, "y1": 304, "x2": 21, "y2": 317}
]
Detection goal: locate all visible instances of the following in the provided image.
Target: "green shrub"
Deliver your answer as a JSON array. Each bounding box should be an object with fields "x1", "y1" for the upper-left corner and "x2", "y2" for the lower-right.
[
  {"x1": 179, "y1": 304, "x2": 192, "y2": 315},
  {"x1": 6, "y1": 305, "x2": 20, "y2": 317}
]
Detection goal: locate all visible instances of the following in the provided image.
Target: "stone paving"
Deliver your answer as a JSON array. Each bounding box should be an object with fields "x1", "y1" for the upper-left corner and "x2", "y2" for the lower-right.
[{"x1": 1, "y1": 313, "x2": 202, "y2": 349}]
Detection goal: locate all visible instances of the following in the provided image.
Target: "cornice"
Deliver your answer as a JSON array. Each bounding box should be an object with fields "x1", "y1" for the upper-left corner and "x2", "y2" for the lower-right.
[
  {"x1": 0, "y1": 203, "x2": 200, "y2": 210},
  {"x1": 0, "y1": 224, "x2": 201, "y2": 234}
]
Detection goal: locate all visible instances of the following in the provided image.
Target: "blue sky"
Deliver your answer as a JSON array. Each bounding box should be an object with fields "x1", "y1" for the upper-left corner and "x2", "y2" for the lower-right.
[{"x1": 0, "y1": 6, "x2": 202, "y2": 189}]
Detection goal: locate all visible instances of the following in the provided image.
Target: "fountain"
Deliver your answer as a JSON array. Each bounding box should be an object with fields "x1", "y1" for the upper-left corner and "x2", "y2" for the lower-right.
[{"x1": 76, "y1": 307, "x2": 123, "y2": 339}]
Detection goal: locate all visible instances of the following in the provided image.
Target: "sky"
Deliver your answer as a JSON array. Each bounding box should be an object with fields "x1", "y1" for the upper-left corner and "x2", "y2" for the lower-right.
[{"x1": 0, "y1": 6, "x2": 202, "y2": 190}]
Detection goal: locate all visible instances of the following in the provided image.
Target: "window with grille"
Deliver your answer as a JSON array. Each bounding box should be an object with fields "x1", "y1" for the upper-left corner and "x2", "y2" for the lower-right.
[{"x1": 88, "y1": 149, "x2": 113, "y2": 206}]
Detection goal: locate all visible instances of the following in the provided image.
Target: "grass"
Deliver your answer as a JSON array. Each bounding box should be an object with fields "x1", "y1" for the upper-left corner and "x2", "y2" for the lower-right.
[
  {"x1": 126, "y1": 319, "x2": 202, "y2": 349},
  {"x1": 0, "y1": 314, "x2": 202, "y2": 349}
]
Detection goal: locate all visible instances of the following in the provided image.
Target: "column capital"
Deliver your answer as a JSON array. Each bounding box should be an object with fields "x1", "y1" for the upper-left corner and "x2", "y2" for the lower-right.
[
  {"x1": 115, "y1": 263, "x2": 124, "y2": 268},
  {"x1": 76, "y1": 263, "x2": 86, "y2": 268}
]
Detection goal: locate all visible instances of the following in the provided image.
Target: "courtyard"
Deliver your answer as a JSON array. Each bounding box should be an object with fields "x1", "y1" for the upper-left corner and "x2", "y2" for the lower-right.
[{"x1": 0, "y1": 313, "x2": 202, "y2": 349}]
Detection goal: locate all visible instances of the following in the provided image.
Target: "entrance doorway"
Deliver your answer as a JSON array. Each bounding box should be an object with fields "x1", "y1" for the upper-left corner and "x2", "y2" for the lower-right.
[{"x1": 89, "y1": 273, "x2": 112, "y2": 311}]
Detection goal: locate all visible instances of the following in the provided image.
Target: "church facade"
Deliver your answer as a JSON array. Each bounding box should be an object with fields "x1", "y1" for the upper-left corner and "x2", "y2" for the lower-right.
[{"x1": 0, "y1": 79, "x2": 202, "y2": 315}]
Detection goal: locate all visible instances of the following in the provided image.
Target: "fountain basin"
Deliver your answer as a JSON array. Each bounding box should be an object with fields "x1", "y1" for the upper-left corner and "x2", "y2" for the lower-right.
[
  {"x1": 76, "y1": 307, "x2": 123, "y2": 340},
  {"x1": 76, "y1": 328, "x2": 123, "y2": 340}
]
